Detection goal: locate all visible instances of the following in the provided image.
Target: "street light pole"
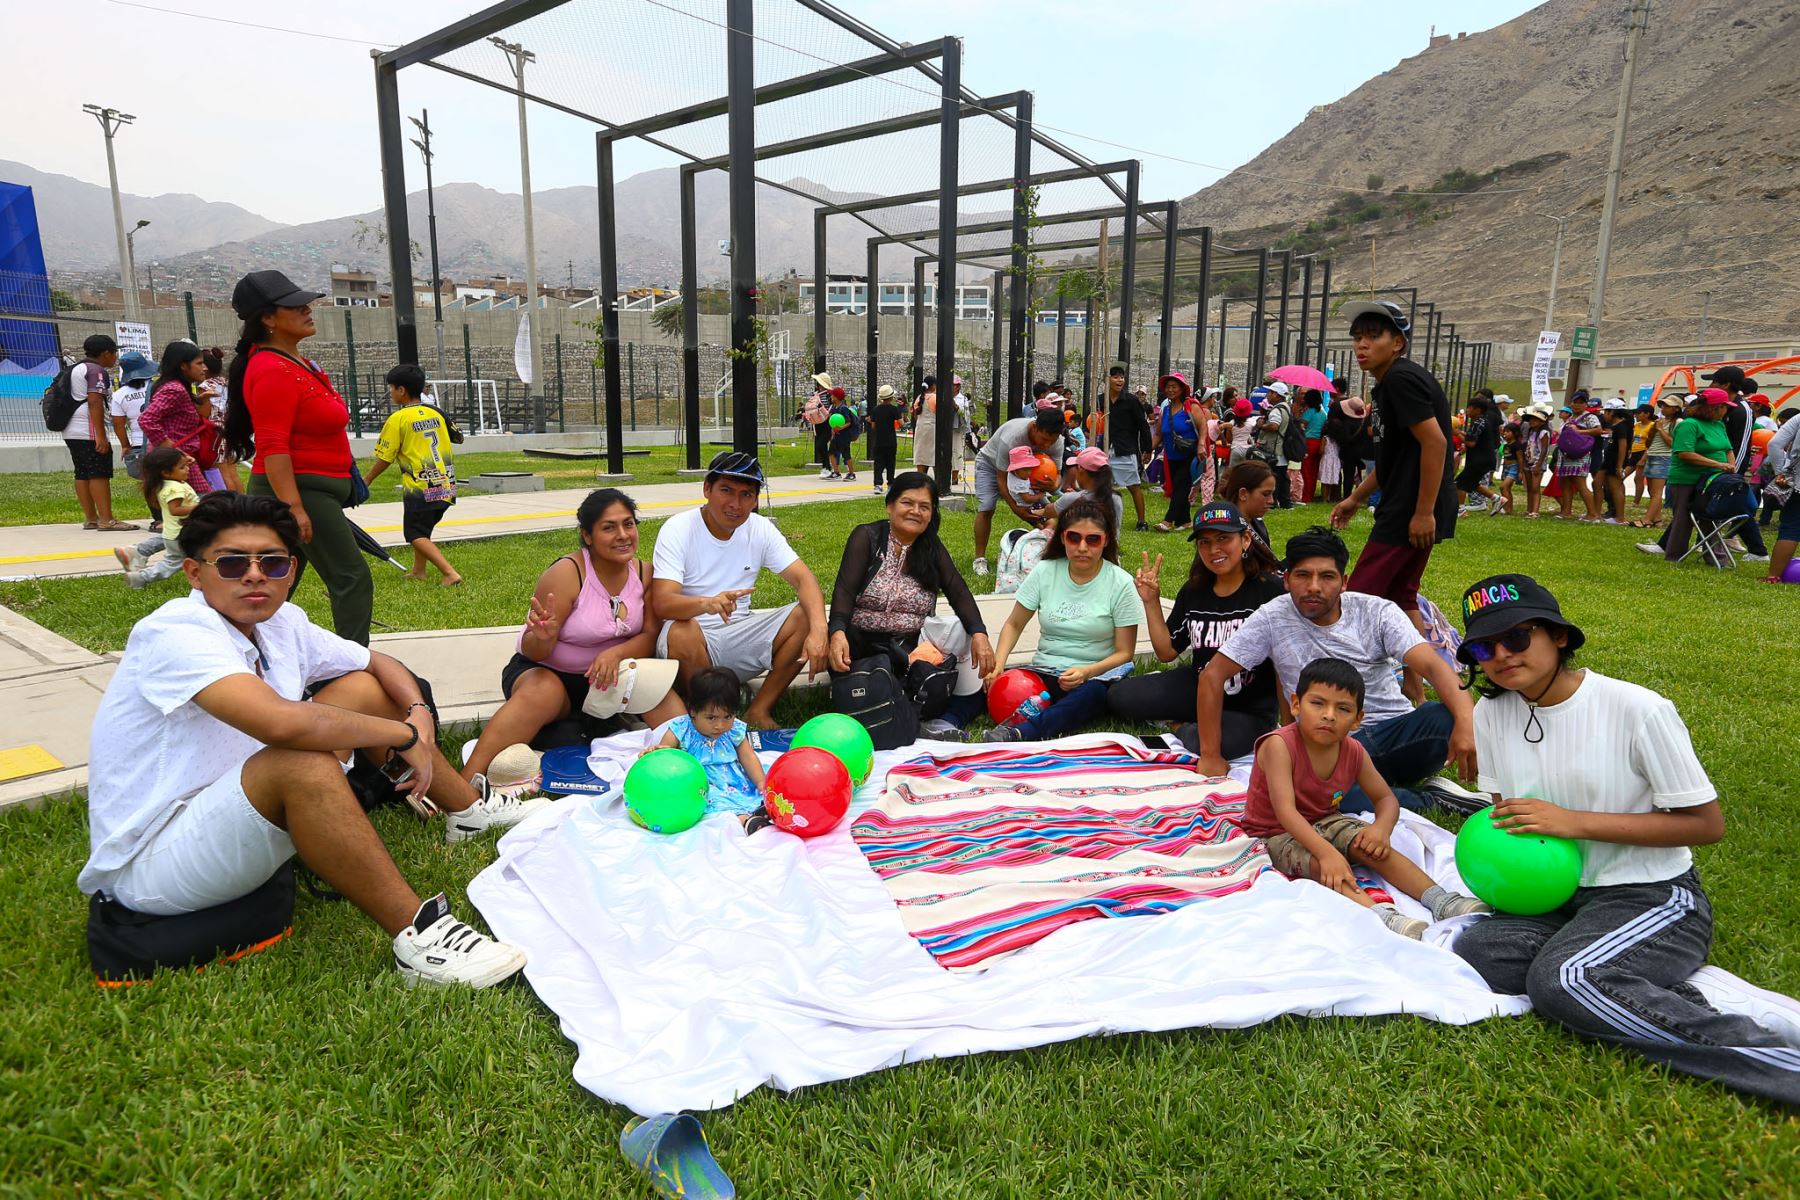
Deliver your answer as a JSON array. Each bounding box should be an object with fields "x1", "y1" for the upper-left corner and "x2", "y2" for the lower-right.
[
  {"x1": 1575, "y1": 0, "x2": 1649, "y2": 395},
  {"x1": 1697, "y1": 289, "x2": 1711, "y2": 359},
  {"x1": 1540, "y1": 213, "x2": 1571, "y2": 334},
  {"x1": 491, "y1": 38, "x2": 542, "y2": 420},
  {"x1": 125, "y1": 219, "x2": 149, "y2": 315},
  {"x1": 408, "y1": 109, "x2": 447, "y2": 374},
  {"x1": 83, "y1": 104, "x2": 138, "y2": 318}
]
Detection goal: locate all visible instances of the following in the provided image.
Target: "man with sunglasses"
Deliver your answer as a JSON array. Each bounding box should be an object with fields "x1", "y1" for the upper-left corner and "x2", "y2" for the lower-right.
[
  {"x1": 1195, "y1": 527, "x2": 1484, "y2": 814},
  {"x1": 79, "y1": 492, "x2": 541, "y2": 988}
]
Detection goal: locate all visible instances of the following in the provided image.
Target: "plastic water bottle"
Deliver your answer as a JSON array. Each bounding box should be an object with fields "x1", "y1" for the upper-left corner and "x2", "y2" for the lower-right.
[{"x1": 1010, "y1": 690, "x2": 1052, "y2": 726}]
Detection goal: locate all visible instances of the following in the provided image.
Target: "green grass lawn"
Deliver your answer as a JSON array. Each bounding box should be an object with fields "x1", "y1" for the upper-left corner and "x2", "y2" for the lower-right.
[
  {"x1": 0, "y1": 437, "x2": 928, "y2": 528},
  {"x1": 3, "y1": 498, "x2": 1798, "y2": 1194}
]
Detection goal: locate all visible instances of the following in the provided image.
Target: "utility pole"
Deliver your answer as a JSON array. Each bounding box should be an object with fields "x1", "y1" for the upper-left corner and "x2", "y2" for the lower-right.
[
  {"x1": 1574, "y1": 0, "x2": 1649, "y2": 396},
  {"x1": 1697, "y1": 289, "x2": 1711, "y2": 358},
  {"x1": 1540, "y1": 212, "x2": 1572, "y2": 333},
  {"x1": 408, "y1": 109, "x2": 447, "y2": 374},
  {"x1": 491, "y1": 37, "x2": 542, "y2": 416},
  {"x1": 83, "y1": 104, "x2": 138, "y2": 318},
  {"x1": 125, "y1": 219, "x2": 149, "y2": 314}
]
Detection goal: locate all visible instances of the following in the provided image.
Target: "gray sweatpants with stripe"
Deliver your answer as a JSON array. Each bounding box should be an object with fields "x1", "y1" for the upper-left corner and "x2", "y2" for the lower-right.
[{"x1": 1453, "y1": 868, "x2": 1800, "y2": 1105}]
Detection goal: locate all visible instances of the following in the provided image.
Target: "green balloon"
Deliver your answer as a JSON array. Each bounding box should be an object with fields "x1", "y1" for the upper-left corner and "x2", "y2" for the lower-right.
[
  {"x1": 828, "y1": 412, "x2": 847, "y2": 429},
  {"x1": 791, "y1": 713, "x2": 874, "y2": 787},
  {"x1": 624, "y1": 748, "x2": 708, "y2": 835},
  {"x1": 1454, "y1": 807, "x2": 1583, "y2": 915}
]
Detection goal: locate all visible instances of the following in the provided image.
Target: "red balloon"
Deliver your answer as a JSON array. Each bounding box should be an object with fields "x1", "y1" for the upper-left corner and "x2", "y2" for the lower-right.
[
  {"x1": 763, "y1": 746, "x2": 852, "y2": 838},
  {"x1": 987, "y1": 668, "x2": 1046, "y2": 725}
]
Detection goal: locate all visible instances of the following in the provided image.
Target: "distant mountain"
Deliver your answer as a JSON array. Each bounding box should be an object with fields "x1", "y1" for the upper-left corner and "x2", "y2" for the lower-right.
[
  {"x1": 1176, "y1": 0, "x2": 1800, "y2": 345},
  {"x1": 30, "y1": 164, "x2": 999, "y2": 299},
  {"x1": 0, "y1": 160, "x2": 283, "y2": 270}
]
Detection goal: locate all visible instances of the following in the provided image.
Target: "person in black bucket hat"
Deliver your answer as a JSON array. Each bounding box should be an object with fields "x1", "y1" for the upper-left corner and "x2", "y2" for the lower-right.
[{"x1": 1450, "y1": 573, "x2": 1800, "y2": 1105}]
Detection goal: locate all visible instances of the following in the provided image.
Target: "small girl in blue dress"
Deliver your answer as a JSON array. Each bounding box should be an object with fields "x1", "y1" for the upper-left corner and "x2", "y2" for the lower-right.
[{"x1": 649, "y1": 667, "x2": 765, "y2": 816}]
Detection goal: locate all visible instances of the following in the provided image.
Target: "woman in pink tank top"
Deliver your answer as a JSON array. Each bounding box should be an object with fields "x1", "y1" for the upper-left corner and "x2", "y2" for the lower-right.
[{"x1": 461, "y1": 488, "x2": 685, "y2": 782}]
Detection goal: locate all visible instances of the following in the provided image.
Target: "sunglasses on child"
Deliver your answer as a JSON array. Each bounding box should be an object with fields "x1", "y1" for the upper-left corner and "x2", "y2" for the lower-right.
[
  {"x1": 199, "y1": 553, "x2": 296, "y2": 580},
  {"x1": 1061, "y1": 530, "x2": 1106, "y2": 549},
  {"x1": 1464, "y1": 624, "x2": 1537, "y2": 663}
]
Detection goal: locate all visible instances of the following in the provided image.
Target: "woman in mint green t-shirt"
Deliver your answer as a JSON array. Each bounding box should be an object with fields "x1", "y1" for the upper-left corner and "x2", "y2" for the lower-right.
[
  {"x1": 1662, "y1": 389, "x2": 1736, "y2": 565},
  {"x1": 983, "y1": 499, "x2": 1144, "y2": 743}
]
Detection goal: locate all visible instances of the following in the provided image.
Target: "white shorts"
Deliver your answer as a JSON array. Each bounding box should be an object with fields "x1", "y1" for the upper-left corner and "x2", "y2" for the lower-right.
[
  {"x1": 1108, "y1": 453, "x2": 1142, "y2": 487},
  {"x1": 974, "y1": 458, "x2": 1002, "y2": 513},
  {"x1": 657, "y1": 602, "x2": 797, "y2": 681},
  {"x1": 105, "y1": 763, "x2": 298, "y2": 915}
]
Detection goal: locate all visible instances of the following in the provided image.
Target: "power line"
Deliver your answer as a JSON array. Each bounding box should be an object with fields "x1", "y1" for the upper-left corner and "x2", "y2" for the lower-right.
[
  {"x1": 99, "y1": 0, "x2": 396, "y2": 47},
  {"x1": 637, "y1": 0, "x2": 1588, "y2": 199}
]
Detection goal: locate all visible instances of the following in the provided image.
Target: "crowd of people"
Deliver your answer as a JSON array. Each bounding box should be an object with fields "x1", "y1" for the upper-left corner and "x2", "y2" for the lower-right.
[{"x1": 67, "y1": 271, "x2": 1800, "y2": 1105}]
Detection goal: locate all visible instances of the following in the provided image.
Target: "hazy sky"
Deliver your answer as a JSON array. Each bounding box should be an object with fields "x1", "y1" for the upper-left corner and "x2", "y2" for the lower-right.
[{"x1": 15, "y1": 0, "x2": 1541, "y2": 234}]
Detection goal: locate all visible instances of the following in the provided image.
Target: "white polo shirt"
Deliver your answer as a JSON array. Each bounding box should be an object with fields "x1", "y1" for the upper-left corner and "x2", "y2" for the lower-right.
[{"x1": 78, "y1": 591, "x2": 370, "y2": 896}]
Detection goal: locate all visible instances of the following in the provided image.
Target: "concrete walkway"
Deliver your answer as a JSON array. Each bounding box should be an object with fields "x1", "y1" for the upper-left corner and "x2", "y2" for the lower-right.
[
  {"x1": 0, "y1": 590, "x2": 1172, "y2": 813},
  {"x1": 0, "y1": 472, "x2": 883, "y2": 580}
]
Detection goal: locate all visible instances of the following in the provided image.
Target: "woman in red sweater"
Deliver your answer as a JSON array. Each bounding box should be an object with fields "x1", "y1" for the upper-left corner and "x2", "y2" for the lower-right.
[{"x1": 222, "y1": 270, "x2": 372, "y2": 645}]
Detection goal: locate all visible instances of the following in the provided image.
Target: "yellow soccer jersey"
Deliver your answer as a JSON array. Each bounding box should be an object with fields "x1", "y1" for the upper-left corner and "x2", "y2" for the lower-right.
[{"x1": 374, "y1": 404, "x2": 456, "y2": 500}]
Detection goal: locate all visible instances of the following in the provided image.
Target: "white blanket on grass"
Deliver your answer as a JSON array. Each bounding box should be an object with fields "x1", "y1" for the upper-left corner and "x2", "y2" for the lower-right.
[{"x1": 469, "y1": 732, "x2": 1532, "y2": 1115}]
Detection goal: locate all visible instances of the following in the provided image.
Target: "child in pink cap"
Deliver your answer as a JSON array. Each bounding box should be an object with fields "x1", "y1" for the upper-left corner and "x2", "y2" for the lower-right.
[{"x1": 1006, "y1": 443, "x2": 1055, "y2": 521}]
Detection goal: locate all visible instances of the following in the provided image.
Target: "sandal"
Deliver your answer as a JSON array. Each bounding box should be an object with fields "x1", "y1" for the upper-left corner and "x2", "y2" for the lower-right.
[
  {"x1": 96, "y1": 520, "x2": 140, "y2": 532},
  {"x1": 82, "y1": 521, "x2": 99, "y2": 531},
  {"x1": 620, "y1": 1114, "x2": 735, "y2": 1199},
  {"x1": 1153, "y1": 522, "x2": 1174, "y2": 534}
]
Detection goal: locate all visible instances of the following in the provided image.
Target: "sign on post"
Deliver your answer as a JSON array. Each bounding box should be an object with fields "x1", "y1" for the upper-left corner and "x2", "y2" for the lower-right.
[
  {"x1": 113, "y1": 321, "x2": 152, "y2": 358},
  {"x1": 1569, "y1": 325, "x2": 1598, "y2": 362},
  {"x1": 1531, "y1": 331, "x2": 1561, "y2": 407}
]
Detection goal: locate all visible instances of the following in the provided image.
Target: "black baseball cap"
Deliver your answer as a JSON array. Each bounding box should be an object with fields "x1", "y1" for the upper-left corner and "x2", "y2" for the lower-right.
[
  {"x1": 1700, "y1": 365, "x2": 1746, "y2": 389},
  {"x1": 703, "y1": 450, "x2": 765, "y2": 490},
  {"x1": 231, "y1": 270, "x2": 325, "y2": 319},
  {"x1": 1188, "y1": 500, "x2": 1249, "y2": 539},
  {"x1": 1340, "y1": 299, "x2": 1411, "y2": 337},
  {"x1": 1457, "y1": 574, "x2": 1585, "y2": 664}
]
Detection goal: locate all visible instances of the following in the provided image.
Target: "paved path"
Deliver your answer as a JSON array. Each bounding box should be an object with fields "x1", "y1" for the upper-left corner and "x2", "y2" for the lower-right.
[
  {"x1": 0, "y1": 472, "x2": 883, "y2": 580},
  {"x1": 0, "y1": 589, "x2": 1171, "y2": 813}
]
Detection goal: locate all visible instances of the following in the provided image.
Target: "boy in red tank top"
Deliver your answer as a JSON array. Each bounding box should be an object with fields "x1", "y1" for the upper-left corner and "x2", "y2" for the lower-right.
[{"x1": 1244, "y1": 657, "x2": 1489, "y2": 939}]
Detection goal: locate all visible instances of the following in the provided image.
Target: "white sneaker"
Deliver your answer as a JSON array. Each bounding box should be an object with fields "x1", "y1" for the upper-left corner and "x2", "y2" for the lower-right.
[
  {"x1": 1413, "y1": 775, "x2": 1491, "y2": 816},
  {"x1": 1373, "y1": 903, "x2": 1427, "y2": 940},
  {"x1": 817, "y1": 468, "x2": 833, "y2": 480},
  {"x1": 445, "y1": 775, "x2": 553, "y2": 845},
  {"x1": 1635, "y1": 542, "x2": 1665, "y2": 556},
  {"x1": 392, "y1": 893, "x2": 526, "y2": 989},
  {"x1": 1743, "y1": 554, "x2": 1770, "y2": 563},
  {"x1": 114, "y1": 545, "x2": 146, "y2": 572},
  {"x1": 1688, "y1": 965, "x2": 1800, "y2": 1046},
  {"x1": 972, "y1": 557, "x2": 989, "y2": 577}
]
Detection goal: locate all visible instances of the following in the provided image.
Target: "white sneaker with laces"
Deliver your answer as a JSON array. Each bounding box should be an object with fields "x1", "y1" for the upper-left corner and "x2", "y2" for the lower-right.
[
  {"x1": 1636, "y1": 542, "x2": 1665, "y2": 555},
  {"x1": 445, "y1": 775, "x2": 553, "y2": 845},
  {"x1": 1688, "y1": 965, "x2": 1800, "y2": 1046},
  {"x1": 817, "y1": 468, "x2": 833, "y2": 480},
  {"x1": 393, "y1": 893, "x2": 526, "y2": 988},
  {"x1": 1413, "y1": 775, "x2": 1491, "y2": 815},
  {"x1": 972, "y1": 557, "x2": 989, "y2": 577},
  {"x1": 1744, "y1": 554, "x2": 1770, "y2": 563}
]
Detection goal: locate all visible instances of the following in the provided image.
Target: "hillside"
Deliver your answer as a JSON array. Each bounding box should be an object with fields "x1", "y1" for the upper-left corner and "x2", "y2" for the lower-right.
[
  {"x1": 1178, "y1": 0, "x2": 1800, "y2": 347},
  {"x1": 0, "y1": 160, "x2": 284, "y2": 271},
  {"x1": 36, "y1": 167, "x2": 993, "y2": 299}
]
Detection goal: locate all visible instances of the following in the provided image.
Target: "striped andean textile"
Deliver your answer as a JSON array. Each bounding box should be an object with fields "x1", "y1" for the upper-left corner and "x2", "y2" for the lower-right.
[{"x1": 851, "y1": 738, "x2": 1274, "y2": 970}]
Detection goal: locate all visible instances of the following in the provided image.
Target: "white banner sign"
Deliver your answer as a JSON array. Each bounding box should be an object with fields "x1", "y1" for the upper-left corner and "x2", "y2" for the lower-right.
[
  {"x1": 513, "y1": 313, "x2": 534, "y2": 386},
  {"x1": 113, "y1": 321, "x2": 152, "y2": 357},
  {"x1": 1531, "y1": 330, "x2": 1561, "y2": 407}
]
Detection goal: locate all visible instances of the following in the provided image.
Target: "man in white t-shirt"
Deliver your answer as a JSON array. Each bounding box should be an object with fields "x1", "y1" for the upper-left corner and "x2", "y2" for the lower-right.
[
  {"x1": 1197, "y1": 526, "x2": 1483, "y2": 813},
  {"x1": 653, "y1": 451, "x2": 829, "y2": 728},
  {"x1": 79, "y1": 491, "x2": 544, "y2": 987},
  {"x1": 109, "y1": 350, "x2": 155, "y2": 478}
]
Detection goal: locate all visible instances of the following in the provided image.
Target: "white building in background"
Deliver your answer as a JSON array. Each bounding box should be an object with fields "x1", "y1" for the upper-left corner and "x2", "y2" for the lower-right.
[{"x1": 797, "y1": 276, "x2": 990, "y2": 320}]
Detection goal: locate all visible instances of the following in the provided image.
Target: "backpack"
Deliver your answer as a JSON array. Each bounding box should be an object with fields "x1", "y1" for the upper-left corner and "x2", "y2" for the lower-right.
[
  {"x1": 1280, "y1": 405, "x2": 1308, "y2": 462},
  {"x1": 1556, "y1": 422, "x2": 1595, "y2": 457},
  {"x1": 995, "y1": 527, "x2": 1049, "y2": 594},
  {"x1": 831, "y1": 655, "x2": 918, "y2": 751},
  {"x1": 904, "y1": 655, "x2": 958, "y2": 720},
  {"x1": 41, "y1": 360, "x2": 80, "y2": 432},
  {"x1": 1701, "y1": 472, "x2": 1752, "y2": 522}
]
